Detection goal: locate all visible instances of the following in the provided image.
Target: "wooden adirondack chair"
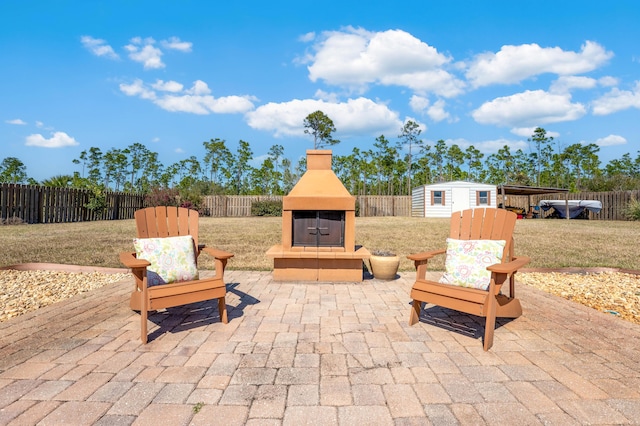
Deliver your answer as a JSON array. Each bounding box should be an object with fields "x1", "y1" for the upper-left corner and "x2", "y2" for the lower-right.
[
  {"x1": 407, "y1": 208, "x2": 530, "y2": 351},
  {"x1": 120, "y1": 206, "x2": 233, "y2": 343}
]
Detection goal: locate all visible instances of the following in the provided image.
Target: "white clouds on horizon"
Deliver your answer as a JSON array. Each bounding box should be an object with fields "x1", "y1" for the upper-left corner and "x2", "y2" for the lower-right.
[
  {"x1": 120, "y1": 79, "x2": 256, "y2": 114},
  {"x1": 472, "y1": 90, "x2": 587, "y2": 127},
  {"x1": 592, "y1": 81, "x2": 640, "y2": 115},
  {"x1": 410, "y1": 95, "x2": 454, "y2": 123},
  {"x1": 424, "y1": 137, "x2": 529, "y2": 157},
  {"x1": 245, "y1": 98, "x2": 403, "y2": 138},
  {"x1": 25, "y1": 131, "x2": 78, "y2": 148},
  {"x1": 477, "y1": 137, "x2": 529, "y2": 154},
  {"x1": 466, "y1": 41, "x2": 613, "y2": 88},
  {"x1": 510, "y1": 127, "x2": 560, "y2": 139},
  {"x1": 593, "y1": 134, "x2": 627, "y2": 147}
]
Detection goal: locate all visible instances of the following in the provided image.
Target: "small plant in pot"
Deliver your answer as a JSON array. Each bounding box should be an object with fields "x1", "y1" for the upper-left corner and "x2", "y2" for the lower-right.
[{"x1": 369, "y1": 249, "x2": 400, "y2": 280}]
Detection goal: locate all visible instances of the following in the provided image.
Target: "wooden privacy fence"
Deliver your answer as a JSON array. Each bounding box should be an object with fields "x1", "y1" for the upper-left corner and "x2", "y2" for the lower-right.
[
  {"x1": 2, "y1": 184, "x2": 637, "y2": 223},
  {"x1": 200, "y1": 195, "x2": 282, "y2": 217},
  {"x1": 0, "y1": 184, "x2": 144, "y2": 224},
  {"x1": 200, "y1": 195, "x2": 412, "y2": 217},
  {"x1": 498, "y1": 190, "x2": 640, "y2": 221},
  {"x1": 356, "y1": 196, "x2": 411, "y2": 217}
]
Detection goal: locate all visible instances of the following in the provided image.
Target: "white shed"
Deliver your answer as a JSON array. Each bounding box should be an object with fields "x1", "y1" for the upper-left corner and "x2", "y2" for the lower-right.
[{"x1": 412, "y1": 181, "x2": 498, "y2": 218}]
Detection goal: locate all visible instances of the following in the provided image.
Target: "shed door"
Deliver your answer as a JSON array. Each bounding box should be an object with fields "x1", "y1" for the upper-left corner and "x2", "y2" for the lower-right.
[{"x1": 451, "y1": 188, "x2": 469, "y2": 212}]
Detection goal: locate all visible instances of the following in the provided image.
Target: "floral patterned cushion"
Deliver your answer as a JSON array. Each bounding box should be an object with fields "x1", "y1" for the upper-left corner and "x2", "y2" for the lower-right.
[
  {"x1": 133, "y1": 235, "x2": 199, "y2": 286},
  {"x1": 438, "y1": 238, "x2": 506, "y2": 290}
]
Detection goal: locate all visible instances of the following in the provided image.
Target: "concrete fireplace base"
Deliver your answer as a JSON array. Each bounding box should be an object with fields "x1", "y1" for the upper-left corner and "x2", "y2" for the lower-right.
[{"x1": 267, "y1": 246, "x2": 371, "y2": 282}]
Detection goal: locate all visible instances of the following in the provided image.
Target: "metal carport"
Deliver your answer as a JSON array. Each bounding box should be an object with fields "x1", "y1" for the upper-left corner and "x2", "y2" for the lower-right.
[{"x1": 498, "y1": 184, "x2": 570, "y2": 219}]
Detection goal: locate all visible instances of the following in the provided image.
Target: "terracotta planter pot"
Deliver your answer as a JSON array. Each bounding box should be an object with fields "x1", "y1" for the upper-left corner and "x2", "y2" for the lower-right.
[{"x1": 369, "y1": 255, "x2": 400, "y2": 280}]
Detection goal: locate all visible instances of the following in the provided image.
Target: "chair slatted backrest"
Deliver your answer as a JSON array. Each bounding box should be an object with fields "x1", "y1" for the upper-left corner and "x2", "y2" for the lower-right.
[
  {"x1": 134, "y1": 206, "x2": 200, "y2": 247},
  {"x1": 449, "y1": 208, "x2": 517, "y2": 262}
]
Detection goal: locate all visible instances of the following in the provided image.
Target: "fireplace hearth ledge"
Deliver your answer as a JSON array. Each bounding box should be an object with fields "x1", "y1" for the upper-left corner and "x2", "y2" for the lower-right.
[{"x1": 266, "y1": 245, "x2": 371, "y2": 282}]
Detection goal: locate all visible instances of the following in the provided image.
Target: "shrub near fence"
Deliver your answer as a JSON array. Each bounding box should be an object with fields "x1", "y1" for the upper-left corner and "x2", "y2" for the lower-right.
[
  {"x1": 0, "y1": 184, "x2": 144, "y2": 224},
  {"x1": 200, "y1": 195, "x2": 283, "y2": 217}
]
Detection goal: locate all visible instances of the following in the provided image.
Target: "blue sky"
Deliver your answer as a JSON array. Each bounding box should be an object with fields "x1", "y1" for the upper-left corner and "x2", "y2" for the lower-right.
[{"x1": 2, "y1": 0, "x2": 639, "y2": 181}]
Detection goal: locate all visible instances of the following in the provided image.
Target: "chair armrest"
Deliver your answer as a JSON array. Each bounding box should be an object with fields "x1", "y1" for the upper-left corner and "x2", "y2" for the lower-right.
[
  {"x1": 407, "y1": 248, "x2": 446, "y2": 262},
  {"x1": 487, "y1": 255, "x2": 531, "y2": 274},
  {"x1": 200, "y1": 247, "x2": 234, "y2": 278},
  {"x1": 200, "y1": 247, "x2": 234, "y2": 260},
  {"x1": 407, "y1": 248, "x2": 446, "y2": 280},
  {"x1": 119, "y1": 252, "x2": 151, "y2": 269}
]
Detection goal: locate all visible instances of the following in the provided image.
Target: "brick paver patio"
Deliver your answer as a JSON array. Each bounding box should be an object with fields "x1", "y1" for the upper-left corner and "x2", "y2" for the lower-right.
[{"x1": 1, "y1": 270, "x2": 639, "y2": 425}]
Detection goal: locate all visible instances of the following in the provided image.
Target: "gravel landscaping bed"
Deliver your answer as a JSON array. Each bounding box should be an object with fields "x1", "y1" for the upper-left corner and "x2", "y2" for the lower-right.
[
  {"x1": 0, "y1": 269, "x2": 129, "y2": 322},
  {"x1": 1, "y1": 268, "x2": 639, "y2": 325},
  {"x1": 519, "y1": 271, "x2": 640, "y2": 325}
]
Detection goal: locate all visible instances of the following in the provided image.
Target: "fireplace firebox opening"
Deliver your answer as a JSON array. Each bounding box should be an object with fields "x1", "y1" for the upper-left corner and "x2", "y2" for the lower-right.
[{"x1": 292, "y1": 211, "x2": 345, "y2": 247}]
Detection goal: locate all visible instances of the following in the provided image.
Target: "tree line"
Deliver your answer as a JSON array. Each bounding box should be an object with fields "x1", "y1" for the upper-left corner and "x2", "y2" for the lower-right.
[{"x1": 2, "y1": 111, "x2": 640, "y2": 208}]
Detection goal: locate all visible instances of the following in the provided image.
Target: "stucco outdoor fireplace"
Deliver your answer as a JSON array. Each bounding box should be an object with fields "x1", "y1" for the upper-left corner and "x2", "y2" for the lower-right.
[{"x1": 267, "y1": 150, "x2": 370, "y2": 281}]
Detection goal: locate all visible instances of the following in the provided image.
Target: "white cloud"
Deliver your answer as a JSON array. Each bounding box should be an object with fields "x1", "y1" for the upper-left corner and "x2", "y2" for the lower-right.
[
  {"x1": 299, "y1": 32, "x2": 315, "y2": 43},
  {"x1": 121, "y1": 79, "x2": 255, "y2": 114},
  {"x1": 598, "y1": 76, "x2": 618, "y2": 87},
  {"x1": 409, "y1": 96, "x2": 452, "y2": 122},
  {"x1": 511, "y1": 127, "x2": 560, "y2": 138},
  {"x1": 120, "y1": 79, "x2": 156, "y2": 100},
  {"x1": 550, "y1": 76, "x2": 597, "y2": 94},
  {"x1": 592, "y1": 134, "x2": 627, "y2": 147},
  {"x1": 123, "y1": 36, "x2": 192, "y2": 69},
  {"x1": 161, "y1": 36, "x2": 192, "y2": 52},
  {"x1": 314, "y1": 89, "x2": 340, "y2": 103},
  {"x1": 81, "y1": 35, "x2": 119, "y2": 60},
  {"x1": 423, "y1": 137, "x2": 527, "y2": 157},
  {"x1": 427, "y1": 99, "x2": 451, "y2": 122},
  {"x1": 125, "y1": 37, "x2": 164, "y2": 69},
  {"x1": 472, "y1": 90, "x2": 587, "y2": 127},
  {"x1": 592, "y1": 81, "x2": 640, "y2": 115},
  {"x1": 245, "y1": 97, "x2": 402, "y2": 138},
  {"x1": 405, "y1": 116, "x2": 427, "y2": 130},
  {"x1": 186, "y1": 80, "x2": 211, "y2": 96},
  {"x1": 477, "y1": 138, "x2": 529, "y2": 154},
  {"x1": 409, "y1": 95, "x2": 430, "y2": 113},
  {"x1": 152, "y1": 79, "x2": 184, "y2": 92},
  {"x1": 466, "y1": 41, "x2": 613, "y2": 87},
  {"x1": 25, "y1": 131, "x2": 78, "y2": 148},
  {"x1": 6, "y1": 118, "x2": 26, "y2": 125},
  {"x1": 305, "y1": 27, "x2": 464, "y2": 97},
  {"x1": 155, "y1": 94, "x2": 255, "y2": 115}
]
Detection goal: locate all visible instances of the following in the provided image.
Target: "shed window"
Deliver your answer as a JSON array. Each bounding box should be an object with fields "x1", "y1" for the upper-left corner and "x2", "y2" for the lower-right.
[
  {"x1": 431, "y1": 190, "x2": 445, "y2": 206},
  {"x1": 477, "y1": 190, "x2": 490, "y2": 205}
]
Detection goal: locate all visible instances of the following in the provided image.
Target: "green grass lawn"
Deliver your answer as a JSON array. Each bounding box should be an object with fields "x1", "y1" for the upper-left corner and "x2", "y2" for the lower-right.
[{"x1": 1, "y1": 216, "x2": 639, "y2": 271}]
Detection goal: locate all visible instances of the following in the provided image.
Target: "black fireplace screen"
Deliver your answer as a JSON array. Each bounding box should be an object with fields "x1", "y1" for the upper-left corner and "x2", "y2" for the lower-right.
[{"x1": 292, "y1": 211, "x2": 345, "y2": 247}]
